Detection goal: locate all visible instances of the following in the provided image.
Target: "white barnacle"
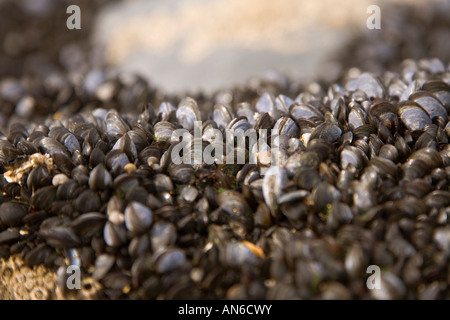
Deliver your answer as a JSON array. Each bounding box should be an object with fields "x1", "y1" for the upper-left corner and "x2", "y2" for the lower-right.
[{"x1": 4, "y1": 153, "x2": 54, "y2": 184}]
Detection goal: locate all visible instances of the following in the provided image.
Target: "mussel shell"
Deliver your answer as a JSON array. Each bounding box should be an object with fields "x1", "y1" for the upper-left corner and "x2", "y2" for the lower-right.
[
  {"x1": 112, "y1": 133, "x2": 137, "y2": 161},
  {"x1": 71, "y1": 212, "x2": 107, "y2": 239},
  {"x1": 153, "y1": 248, "x2": 187, "y2": 274},
  {"x1": 37, "y1": 137, "x2": 71, "y2": 158},
  {"x1": 398, "y1": 102, "x2": 432, "y2": 131},
  {"x1": 348, "y1": 103, "x2": 366, "y2": 130},
  {"x1": 370, "y1": 272, "x2": 406, "y2": 300},
  {"x1": 105, "y1": 110, "x2": 130, "y2": 139},
  {"x1": 0, "y1": 228, "x2": 21, "y2": 245},
  {"x1": 23, "y1": 244, "x2": 53, "y2": 267},
  {"x1": 153, "y1": 173, "x2": 174, "y2": 193},
  {"x1": 262, "y1": 166, "x2": 287, "y2": 216},
  {"x1": 88, "y1": 164, "x2": 112, "y2": 190},
  {"x1": 176, "y1": 97, "x2": 201, "y2": 131},
  {"x1": 346, "y1": 72, "x2": 384, "y2": 98},
  {"x1": 340, "y1": 146, "x2": 368, "y2": 169},
  {"x1": 424, "y1": 191, "x2": 450, "y2": 209},
  {"x1": 290, "y1": 102, "x2": 323, "y2": 122},
  {"x1": 158, "y1": 101, "x2": 176, "y2": 119},
  {"x1": 0, "y1": 201, "x2": 28, "y2": 227},
  {"x1": 219, "y1": 241, "x2": 263, "y2": 267},
  {"x1": 53, "y1": 153, "x2": 75, "y2": 176},
  {"x1": 124, "y1": 202, "x2": 153, "y2": 234},
  {"x1": 103, "y1": 221, "x2": 127, "y2": 247},
  {"x1": 39, "y1": 227, "x2": 81, "y2": 248},
  {"x1": 16, "y1": 140, "x2": 39, "y2": 155},
  {"x1": 92, "y1": 254, "x2": 116, "y2": 281},
  {"x1": 150, "y1": 221, "x2": 177, "y2": 251},
  {"x1": 312, "y1": 182, "x2": 341, "y2": 211},
  {"x1": 410, "y1": 92, "x2": 448, "y2": 120},
  {"x1": 256, "y1": 92, "x2": 275, "y2": 114},
  {"x1": 56, "y1": 180, "x2": 80, "y2": 200},
  {"x1": 154, "y1": 121, "x2": 177, "y2": 142},
  {"x1": 31, "y1": 186, "x2": 57, "y2": 210},
  {"x1": 378, "y1": 144, "x2": 399, "y2": 162},
  {"x1": 105, "y1": 150, "x2": 130, "y2": 176},
  {"x1": 310, "y1": 122, "x2": 342, "y2": 143},
  {"x1": 168, "y1": 164, "x2": 194, "y2": 185},
  {"x1": 253, "y1": 112, "x2": 273, "y2": 131},
  {"x1": 213, "y1": 103, "x2": 235, "y2": 130},
  {"x1": 74, "y1": 189, "x2": 101, "y2": 213},
  {"x1": 217, "y1": 190, "x2": 251, "y2": 220},
  {"x1": 226, "y1": 116, "x2": 251, "y2": 133},
  {"x1": 273, "y1": 116, "x2": 299, "y2": 138}
]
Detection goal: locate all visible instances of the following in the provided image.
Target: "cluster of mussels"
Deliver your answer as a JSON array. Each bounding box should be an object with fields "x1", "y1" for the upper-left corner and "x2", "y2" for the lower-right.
[{"x1": 1, "y1": 58, "x2": 450, "y2": 300}]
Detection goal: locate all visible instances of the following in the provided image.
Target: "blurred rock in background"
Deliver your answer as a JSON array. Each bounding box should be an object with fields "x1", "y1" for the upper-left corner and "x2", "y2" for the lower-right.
[
  {"x1": 0, "y1": 0, "x2": 449, "y2": 95},
  {"x1": 92, "y1": 0, "x2": 450, "y2": 94}
]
